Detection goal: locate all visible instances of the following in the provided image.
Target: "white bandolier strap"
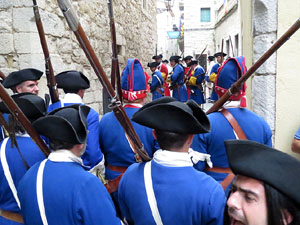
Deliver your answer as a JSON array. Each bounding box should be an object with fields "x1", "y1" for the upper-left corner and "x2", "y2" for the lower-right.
[
  {"x1": 0, "y1": 138, "x2": 21, "y2": 209},
  {"x1": 36, "y1": 159, "x2": 49, "y2": 225},
  {"x1": 153, "y1": 75, "x2": 162, "y2": 86},
  {"x1": 144, "y1": 161, "x2": 163, "y2": 225}
]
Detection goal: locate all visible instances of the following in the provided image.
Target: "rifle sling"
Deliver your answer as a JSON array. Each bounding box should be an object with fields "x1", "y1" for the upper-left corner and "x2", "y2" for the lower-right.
[{"x1": 0, "y1": 210, "x2": 24, "y2": 224}]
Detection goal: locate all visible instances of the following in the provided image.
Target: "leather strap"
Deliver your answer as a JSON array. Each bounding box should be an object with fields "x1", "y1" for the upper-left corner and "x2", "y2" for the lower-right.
[
  {"x1": 205, "y1": 166, "x2": 234, "y2": 191},
  {"x1": 221, "y1": 108, "x2": 247, "y2": 140},
  {"x1": 0, "y1": 210, "x2": 24, "y2": 224},
  {"x1": 105, "y1": 174, "x2": 123, "y2": 194},
  {"x1": 107, "y1": 164, "x2": 127, "y2": 173},
  {"x1": 105, "y1": 165, "x2": 128, "y2": 194},
  {"x1": 205, "y1": 166, "x2": 232, "y2": 174}
]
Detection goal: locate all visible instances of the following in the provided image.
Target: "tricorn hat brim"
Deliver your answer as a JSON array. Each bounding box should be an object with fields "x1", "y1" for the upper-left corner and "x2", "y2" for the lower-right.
[
  {"x1": 3, "y1": 68, "x2": 43, "y2": 88},
  {"x1": 225, "y1": 139, "x2": 300, "y2": 206},
  {"x1": 131, "y1": 97, "x2": 210, "y2": 134}
]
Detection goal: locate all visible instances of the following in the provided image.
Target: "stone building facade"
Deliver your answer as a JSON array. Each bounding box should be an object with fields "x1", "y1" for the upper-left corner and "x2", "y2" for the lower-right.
[{"x1": 0, "y1": 0, "x2": 157, "y2": 115}]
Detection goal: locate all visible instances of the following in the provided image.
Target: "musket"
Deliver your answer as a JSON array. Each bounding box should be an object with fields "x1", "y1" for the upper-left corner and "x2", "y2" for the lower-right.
[
  {"x1": 0, "y1": 83, "x2": 50, "y2": 157},
  {"x1": 220, "y1": 39, "x2": 224, "y2": 64},
  {"x1": 32, "y1": 0, "x2": 60, "y2": 103},
  {"x1": 196, "y1": 44, "x2": 208, "y2": 61},
  {"x1": 57, "y1": 0, "x2": 151, "y2": 162},
  {"x1": 107, "y1": 0, "x2": 122, "y2": 102},
  {"x1": 229, "y1": 35, "x2": 235, "y2": 57},
  {"x1": 206, "y1": 18, "x2": 300, "y2": 114},
  {"x1": 0, "y1": 71, "x2": 10, "y2": 133}
]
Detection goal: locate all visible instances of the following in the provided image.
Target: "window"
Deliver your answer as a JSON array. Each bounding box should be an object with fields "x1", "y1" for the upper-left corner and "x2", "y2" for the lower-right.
[
  {"x1": 235, "y1": 34, "x2": 239, "y2": 56},
  {"x1": 200, "y1": 8, "x2": 211, "y2": 22}
]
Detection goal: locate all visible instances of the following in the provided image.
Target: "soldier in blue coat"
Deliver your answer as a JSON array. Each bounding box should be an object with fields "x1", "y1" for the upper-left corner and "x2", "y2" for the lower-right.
[
  {"x1": 118, "y1": 97, "x2": 226, "y2": 225},
  {"x1": 99, "y1": 58, "x2": 159, "y2": 208},
  {"x1": 187, "y1": 60, "x2": 206, "y2": 105},
  {"x1": 18, "y1": 105, "x2": 122, "y2": 225},
  {"x1": 191, "y1": 56, "x2": 272, "y2": 193},
  {"x1": 0, "y1": 93, "x2": 47, "y2": 224},
  {"x1": 209, "y1": 52, "x2": 227, "y2": 102},
  {"x1": 169, "y1": 55, "x2": 188, "y2": 102},
  {"x1": 47, "y1": 70, "x2": 104, "y2": 176},
  {"x1": 147, "y1": 62, "x2": 164, "y2": 100}
]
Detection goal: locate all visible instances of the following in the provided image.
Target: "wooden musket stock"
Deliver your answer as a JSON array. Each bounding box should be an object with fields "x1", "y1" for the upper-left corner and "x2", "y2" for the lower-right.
[
  {"x1": 33, "y1": 0, "x2": 59, "y2": 103},
  {"x1": 57, "y1": 0, "x2": 151, "y2": 162}
]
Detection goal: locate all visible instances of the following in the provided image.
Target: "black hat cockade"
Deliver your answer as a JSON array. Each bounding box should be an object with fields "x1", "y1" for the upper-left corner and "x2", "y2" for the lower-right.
[
  {"x1": 147, "y1": 62, "x2": 160, "y2": 68},
  {"x1": 33, "y1": 104, "x2": 90, "y2": 145},
  {"x1": 214, "y1": 52, "x2": 227, "y2": 57},
  {"x1": 183, "y1": 55, "x2": 193, "y2": 61},
  {"x1": 169, "y1": 56, "x2": 181, "y2": 62},
  {"x1": 187, "y1": 60, "x2": 198, "y2": 67},
  {"x1": 56, "y1": 70, "x2": 90, "y2": 90},
  {"x1": 3, "y1": 68, "x2": 43, "y2": 89},
  {"x1": 0, "y1": 93, "x2": 47, "y2": 122},
  {"x1": 152, "y1": 54, "x2": 163, "y2": 60},
  {"x1": 131, "y1": 96, "x2": 210, "y2": 134},
  {"x1": 225, "y1": 140, "x2": 300, "y2": 206}
]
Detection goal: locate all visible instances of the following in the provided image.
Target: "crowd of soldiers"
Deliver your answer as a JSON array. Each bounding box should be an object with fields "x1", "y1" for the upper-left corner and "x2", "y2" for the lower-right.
[{"x1": 0, "y1": 51, "x2": 300, "y2": 225}]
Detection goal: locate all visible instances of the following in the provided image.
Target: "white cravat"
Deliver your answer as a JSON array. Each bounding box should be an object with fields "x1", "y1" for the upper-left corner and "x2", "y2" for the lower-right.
[{"x1": 48, "y1": 150, "x2": 84, "y2": 167}]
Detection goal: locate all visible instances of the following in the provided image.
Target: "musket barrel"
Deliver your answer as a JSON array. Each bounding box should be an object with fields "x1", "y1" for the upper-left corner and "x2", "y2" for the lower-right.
[{"x1": 57, "y1": 0, "x2": 79, "y2": 31}]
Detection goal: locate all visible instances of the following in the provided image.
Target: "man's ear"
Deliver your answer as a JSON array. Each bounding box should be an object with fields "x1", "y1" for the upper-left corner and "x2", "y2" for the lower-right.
[
  {"x1": 152, "y1": 129, "x2": 157, "y2": 140},
  {"x1": 282, "y1": 209, "x2": 293, "y2": 225}
]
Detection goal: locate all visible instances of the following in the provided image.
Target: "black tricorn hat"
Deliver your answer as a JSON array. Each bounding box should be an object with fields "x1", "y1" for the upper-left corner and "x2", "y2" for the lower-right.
[
  {"x1": 169, "y1": 56, "x2": 181, "y2": 61},
  {"x1": 162, "y1": 59, "x2": 169, "y2": 64},
  {"x1": 183, "y1": 55, "x2": 193, "y2": 61},
  {"x1": 214, "y1": 52, "x2": 227, "y2": 57},
  {"x1": 3, "y1": 68, "x2": 43, "y2": 88},
  {"x1": 147, "y1": 62, "x2": 160, "y2": 68},
  {"x1": 0, "y1": 93, "x2": 47, "y2": 122},
  {"x1": 131, "y1": 96, "x2": 210, "y2": 134},
  {"x1": 152, "y1": 54, "x2": 163, "y2": 60},
  {"x1": 225, "y1": 140, "x2": 300, "y2": 206},
  {"x1": 187, "y1": 60, "x2": 198, "y2": 67},
  {"x1": 56, "y1": 70, "x2": 90, "y2": 90},
  {"x1": 33, "y1": 104, "x2": 90, "y2": 144}
]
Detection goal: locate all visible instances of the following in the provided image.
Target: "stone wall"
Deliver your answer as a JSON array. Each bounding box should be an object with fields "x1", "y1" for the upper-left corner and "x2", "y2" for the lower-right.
[
  {"x1": 0, "y1": 0, "x2": 157, "y2": 115},
  {"x1": 251, "y1": 0, "x2": 277, "y2": 132}
]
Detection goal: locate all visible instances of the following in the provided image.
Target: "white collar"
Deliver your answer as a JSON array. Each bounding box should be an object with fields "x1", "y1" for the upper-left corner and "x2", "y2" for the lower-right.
[
  {"x1": 15, "y1": 132, "x2": 30, "y2": 137},
  {"x1": 153, "y1": 149, "x2": 193, "y2": 167},
  {"x1": 63, "y1": 93, "x2": 83, "y2": 104},
  {"x1": 123, "y1": 103, "x2": 143, "y2": 108},
  {"x1": 222, "y1": 100, "x2": 244, "y2": 109},
  {"x1": 48, "y1": 149, "x2": 85, "y2": 167}
]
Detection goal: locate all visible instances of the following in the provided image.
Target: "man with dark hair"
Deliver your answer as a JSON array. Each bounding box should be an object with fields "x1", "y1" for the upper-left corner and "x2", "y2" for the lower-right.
[
  {"x1": 169, "y1": 55, "x2": 188, "y2": 102},
  {"x1": 147, "y1": 62, "x2": 164, "y2": 100},
  {"x1": 153, "y1": 54, "x2": 170, "y2": 96},
  {"x1": 183, "y1": 55, "x2": 193, "y2": 67},
  {"x1": 47, "y1": 70, "x2": 104, "y2": 176},
  {"x1": 224, "y1": 140, "x2": 300, "y2": 225},
  {"x1": 118, "y1": 97, "x2": 226, "y2": 225},
  {"x1": 17, "y1": 105, "x2": 122, "y2": 225},
  {"x1": 2, "y1": 68, "x2": 42, "y2": 95},
  {"x1": 0, "y1": 93, "x2": 47, "y2": 224}
]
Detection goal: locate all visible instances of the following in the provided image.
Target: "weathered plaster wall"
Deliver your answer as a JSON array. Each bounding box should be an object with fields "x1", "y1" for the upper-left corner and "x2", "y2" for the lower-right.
[
  {"x1": 0, "y1": 0, "x2": 157, "y2": 114},
  {"x1": 274, "y1": 0, "x2": 300, "y2": 155}
]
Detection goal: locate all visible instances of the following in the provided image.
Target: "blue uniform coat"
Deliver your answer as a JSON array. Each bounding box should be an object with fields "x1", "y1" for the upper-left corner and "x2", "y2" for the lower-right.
[
  {"x1": 190, "y1": 66, "x2": 205, "y2": 104},
  {"x1": 48, "y1": 94, "x2": 103, "y2": 171},
  {"x1": 18, "y1": 156, "x2": 121, "y2": 225},
  {"x1": 209, "y1": 63, "x2": 220, "y2": 101},
  {"x1": 170, "y1": 64, "x2": 188, "y2": 102},
  {"x1": 150, "y1": 71, "x2": 164, "y2": 100},
  {"x1": 118, "y1": 159, "x2": 226, "y2": 225},
  {"x1": 191, "y1": 108, "x2": 272, "y2": 182},
  {"x1": 0, "y1": 136, "x2": 45, "y2": 224}
]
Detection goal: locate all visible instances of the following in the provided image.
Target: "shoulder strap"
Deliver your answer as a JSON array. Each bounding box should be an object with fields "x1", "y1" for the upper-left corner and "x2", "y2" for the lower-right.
[
  {"x1": 144, "y1": 161, "x2": 163, "y2": 225},
  {"x1": 0, "y1": 138, "x2": 21, "y2": 208},
  {"x1": 221, "y1": 108, "x2": 247, "y2": 140},
  {"x1": 153, "y1": 74, "x2": 162, "y2": 86}
]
